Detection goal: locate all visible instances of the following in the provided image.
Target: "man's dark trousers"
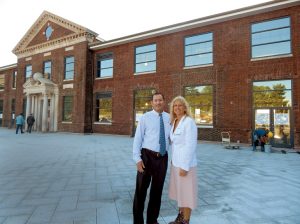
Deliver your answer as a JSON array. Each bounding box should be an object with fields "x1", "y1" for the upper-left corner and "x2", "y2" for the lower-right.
[{"x1": 133, "y1": 149, "x2": 168, "y2": 224}]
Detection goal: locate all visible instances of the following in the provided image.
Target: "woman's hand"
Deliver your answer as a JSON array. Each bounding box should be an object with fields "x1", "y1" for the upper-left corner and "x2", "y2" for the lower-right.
[{"x1": 179, "y1": 168, "x2": 188, "y2": 176}]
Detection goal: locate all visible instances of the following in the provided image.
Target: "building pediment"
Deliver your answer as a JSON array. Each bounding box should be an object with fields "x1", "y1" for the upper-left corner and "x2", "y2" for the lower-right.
[
  {"x1": 23, "y1": 72, "x2": 58, "y2": 95},
  {"x1": 13, "y1": 11, "x2": 99, "y2": 58}
]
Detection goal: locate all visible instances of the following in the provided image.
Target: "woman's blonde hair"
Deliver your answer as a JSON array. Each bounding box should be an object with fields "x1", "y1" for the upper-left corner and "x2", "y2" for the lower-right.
[{"x1": 169, "y1": 96, "x2": 191, "y2": 124}]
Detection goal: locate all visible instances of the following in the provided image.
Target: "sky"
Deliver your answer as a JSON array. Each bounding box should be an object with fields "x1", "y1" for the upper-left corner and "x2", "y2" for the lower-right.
[{"x1": 0, "y1": 0, "x2": 270, "y2": 67}]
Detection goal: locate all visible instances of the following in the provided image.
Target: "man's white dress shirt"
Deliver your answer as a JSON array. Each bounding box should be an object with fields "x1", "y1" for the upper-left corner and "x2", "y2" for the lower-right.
[{"x1": 133, "y1": 110, "x2": 171, "y2": 163}]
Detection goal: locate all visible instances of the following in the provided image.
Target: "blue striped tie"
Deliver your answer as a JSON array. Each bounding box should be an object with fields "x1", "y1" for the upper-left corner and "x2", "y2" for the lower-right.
[{"x1": 159, "y1": 113, "x2": 166, "y2": 156}]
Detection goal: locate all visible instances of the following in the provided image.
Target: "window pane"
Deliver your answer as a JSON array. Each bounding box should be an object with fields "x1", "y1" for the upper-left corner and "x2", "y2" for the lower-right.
[
  {"x1": 65, "y1": 71, "x2": 74, "y2": 80},
  {"x1": 252, "y1": 41, "x2": 291, "y2": 58},
  {"x1": 25, "y1": 65, "x2": 32, "y2": 79},
  {"x1": 95, "y1": 93, "x2": 112, "y2": 123},
  {"x1": 136, "y1": 44, "x2": 156, "y2": 54},
  {"x1": 97, "y1": 53, "x2": 113, "y2": 78},
  {"x1": 253, "y1": 80, "x2": 292, "y2": 108},
  {"x1": 65, "y1": 63, "x2": 74, "y2": 72},
  {"x1": 136, "y1": 52, "x2": 156, "y2": 63},
  {"x1": 101, "y1": 59, "x2": 113, "y2": 69},
  {"x1": 136, "y1": 61, "x2": 156, "y2": 73},
  {"x1": 251, "y1": 17, "x2": 291, "y2": 58},
  {"x1": 135, "y1": 44, "x2": 156, "y2": 73},
  {"x1": 252, "y1": 28, "x2": 290, "y2": 45},
  {"x1": 185, "y1": 33, "x2": 212, "y2": 45},
  {"x1": 184, "y1": 85, "x2": 213, "y2": 126},
  {"x1": 66, "y1": 57, "x2": 74, "y2": 63},
  {"x1": 63, "y1": 96, "x2": 73, "y2": 121},
  {"x1": 0, "y1": 74, "x2": 4, "y2": 90},
  {"x1": 252, "y1": 17, "x2": 290, "y2": 33},
  {"x1": 101, "y1": 68, "x2": 113, "y2": 77},
  {"x1": 185, "y1": 53, "x2": 212, "y2": 66},
  {"x1": 185, "y1": 42, "x2": 212, "y2": 56}
]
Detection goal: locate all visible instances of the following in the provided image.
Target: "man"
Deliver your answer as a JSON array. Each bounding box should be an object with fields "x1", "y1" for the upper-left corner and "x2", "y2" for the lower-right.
[
  {"x1": 253, "y1": 127, "x2": 269, "y2": 152},
  {"x1": 26, "y1": 113, "x2": 35, "y2": 133},
  {"x1": 15, "y1": 113, "x2": 25, "y2": 134},
  {"x1": 133, "y1": 93, "x2": 171, "y2": 224}
]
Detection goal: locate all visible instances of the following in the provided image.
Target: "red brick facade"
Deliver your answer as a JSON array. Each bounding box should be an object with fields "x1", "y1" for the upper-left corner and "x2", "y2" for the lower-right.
[{"x1": 0, "y1": 1, "x2": 299, "y2": 148}]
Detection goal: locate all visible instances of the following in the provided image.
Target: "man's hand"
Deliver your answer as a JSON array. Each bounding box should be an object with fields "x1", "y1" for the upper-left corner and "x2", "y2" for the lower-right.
[
  {"x1": 179, "y1": 168, "x2": 188, "y2": 177},
  {"x1": 137, "y1": 161, "x2": 145, "y2": 173}
]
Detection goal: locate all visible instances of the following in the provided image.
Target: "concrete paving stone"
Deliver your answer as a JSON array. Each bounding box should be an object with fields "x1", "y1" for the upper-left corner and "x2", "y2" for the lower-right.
[
  {"x1": 20, "y1": 198, "x2": 59, "y2": 207},
  {"x1": 1, "y1": 215, "x2": 30, "y2": 224},
  {"x1": 0, "y1": 207, "x2": 35, "y2": 217},
  {"x1": 51, "y1": 208, "x2": 96, "y2": 223},
  {"x1": 96, "y1": 202, "x2": 119, "y2": 224},
  {"x1": 78, "y1": 189, "x2": 97, "y2": 202},
  {"x1": 26, "y1": 204, "x2": 56, "y2": 224},
  {"x1": 44, "y1": 190, "x2": 79, "y2": 198},
  {"x1": 56, "y1": 196, "x2": 78, "y2": 211},
  {"x1": 0, "y1": 194, "x2": 26, "y2": 208}
]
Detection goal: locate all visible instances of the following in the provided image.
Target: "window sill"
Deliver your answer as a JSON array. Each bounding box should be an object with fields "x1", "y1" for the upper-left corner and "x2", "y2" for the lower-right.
[
  {"x1": 251, "y1": 54, "x2": 293, "y2": 61},
  {"x1": 94, "y1": 122, "x2": 112, "y2": 125},
  {"x1": 63, "y1": 79, "x2": 74, "y2": 82},
  {"x1": 95, "y1": 76, "x2": 113, "y2": 80},
  {"x1": 197, "y1": 125, "x2": 213, "y2": 128},
  {"x1": 183, "y1": 64, "x2": 213, "y2": 70},
  {"x1": 62, "y1": 121, "x2": 72, "y2": 124},
  {"x1": 134, "y1": 71, "x2": 156, "y2": 76}
]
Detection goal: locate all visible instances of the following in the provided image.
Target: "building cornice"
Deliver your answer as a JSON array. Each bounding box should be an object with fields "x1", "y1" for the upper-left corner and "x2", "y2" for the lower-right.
[
  {"x1": 90, "y1": 0, "x2": 300, "y2": 50},
  {"x1": 15, "y1": 32, "x2": 95, "y2": 59},
  {"x1": 0, "y1": 63, "x2": 17, "y2": 72}
]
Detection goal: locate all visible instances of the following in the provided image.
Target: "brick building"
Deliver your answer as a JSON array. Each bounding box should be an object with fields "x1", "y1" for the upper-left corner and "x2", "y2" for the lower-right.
[{"x1": 0, "y1": 0, "x2": 299, "y2": 148}]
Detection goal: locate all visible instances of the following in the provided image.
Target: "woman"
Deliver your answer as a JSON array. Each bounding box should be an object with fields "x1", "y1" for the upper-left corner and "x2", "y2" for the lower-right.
[{"x1": 168, "y1": 96, "x2": 198, "y2": 224}]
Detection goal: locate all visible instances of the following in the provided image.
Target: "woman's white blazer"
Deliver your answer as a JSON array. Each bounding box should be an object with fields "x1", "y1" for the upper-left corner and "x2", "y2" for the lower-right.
[{"x1": 170, "y1": 115, "x2": 198, "y2": 171}]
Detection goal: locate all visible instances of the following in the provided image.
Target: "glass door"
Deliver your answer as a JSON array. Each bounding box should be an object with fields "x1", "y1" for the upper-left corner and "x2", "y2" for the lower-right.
[
  {"x1": 254, "y1": 108, "x2": 292, "y2": 148},
  {"x1": 273, "y1": 109, "x2": 291, "y2": 147}
]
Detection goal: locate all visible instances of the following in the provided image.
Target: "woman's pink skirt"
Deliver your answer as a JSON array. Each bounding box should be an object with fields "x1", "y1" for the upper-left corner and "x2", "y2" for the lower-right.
[{"x1": 168, "y1": 164, "x2": 198, "y2": 210}]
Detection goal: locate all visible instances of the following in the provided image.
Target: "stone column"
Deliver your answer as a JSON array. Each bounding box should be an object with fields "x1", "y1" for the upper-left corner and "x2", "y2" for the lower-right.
[
  {"x1": 49, "y1": 94, "x2": 55, "y2": 132},
  {"x1": 42, "y1": 94, "x2": 48, "y2": 132},
  {"x1": 53, "y1": 93, "x2": 58, "y2": 132},
  {"x1": 34, "y1": 96, "x2": 38, "y2": 131},
  {"x1": 25, "y1": 94, "x2": 31, "y2": 131}
]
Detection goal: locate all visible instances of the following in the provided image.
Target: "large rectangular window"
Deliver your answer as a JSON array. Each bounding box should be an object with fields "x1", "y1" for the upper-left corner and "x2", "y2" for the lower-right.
[
  {"x1": 97, "y1": 53, "x2": 113, "y2": 78},
  {"x1": 25, "y1": 65, "x2": 32, "y2": 80},
  {"x1": 135, "y1": 44, "x2": 156, "y2": 73},
  {"x1": 12, "y1": 71, "x2": 17, "y2": 88},
  {"x1": 253, "y1": 80, "x2": 292, "y2": 107},
  {"x1": 0, "y1": 74, "x2": 4, "y2": 90},
  {"x1": 251, "y1": 17, "x2": 291, "y2": 58},
  {"x1": 184, "y1": 85, "x2": 213, "y2": 126},
  {"x1": 95, "y1": 92, "x2": 112, "y2": 123},
  {"x1": 63, "y1": 96, "x2": 73, "y2": 121},
  {"x1": 185, "y1": 32, "x2": 213, "y2": 67},
  {"x1": 64, "y1": 56, "x2": 74, "y2": 80},
  {"x1": 43, "y1": 61, "x2": 52, "y2": 79}
]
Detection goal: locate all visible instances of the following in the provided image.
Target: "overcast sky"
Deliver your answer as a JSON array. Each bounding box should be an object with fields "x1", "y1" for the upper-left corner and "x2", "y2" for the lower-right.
[{"x1": 0, "y1": 0, "x2": 270, "y2": 67}]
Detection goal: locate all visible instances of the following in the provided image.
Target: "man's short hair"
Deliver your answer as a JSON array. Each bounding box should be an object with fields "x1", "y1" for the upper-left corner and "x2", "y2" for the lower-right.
[{"x1": 152, "y1": 92, "x2": 164, "y2": 100}]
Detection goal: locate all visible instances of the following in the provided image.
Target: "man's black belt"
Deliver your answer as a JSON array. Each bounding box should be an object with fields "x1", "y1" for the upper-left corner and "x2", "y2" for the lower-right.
[{"x1": 142, "y1": 148, "x2": 166, "y2": 158}]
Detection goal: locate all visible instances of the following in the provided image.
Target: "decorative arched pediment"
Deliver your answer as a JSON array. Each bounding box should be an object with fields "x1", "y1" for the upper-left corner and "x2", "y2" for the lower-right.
[{"x1": 13, "y1": 11, "x2": 99, "y2": 58}]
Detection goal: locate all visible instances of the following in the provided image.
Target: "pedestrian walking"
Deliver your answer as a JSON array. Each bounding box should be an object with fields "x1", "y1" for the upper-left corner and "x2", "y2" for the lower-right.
[
  {"x1": 15, "y1": 113, "x2": 25, "y2": 134},
  {"x1": 26, "y1": 113, "x2": 35, "y2": 133}
]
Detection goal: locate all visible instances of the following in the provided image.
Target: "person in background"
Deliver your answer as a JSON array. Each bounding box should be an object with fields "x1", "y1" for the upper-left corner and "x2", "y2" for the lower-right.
[
  {"x1": 253, "y1": 127, "x2": 269, "y2": 152},
  {"x1": 15, "y1": 113, "x2": 25, "y2": 134},
  {"x1": 168, "y1": 96, "x2": 198, "y2": 224},
  {"x1": 26, "y1": 113, "x2": 35, "y2": 133},
  {"x1": 132, "y1": 93, "x2": 171, "y2": 224}
]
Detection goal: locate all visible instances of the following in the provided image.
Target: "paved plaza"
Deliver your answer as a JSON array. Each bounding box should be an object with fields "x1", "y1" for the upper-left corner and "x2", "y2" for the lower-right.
[{"x1": 0, "y1": 128, "x2": 300, "y2": 224}]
